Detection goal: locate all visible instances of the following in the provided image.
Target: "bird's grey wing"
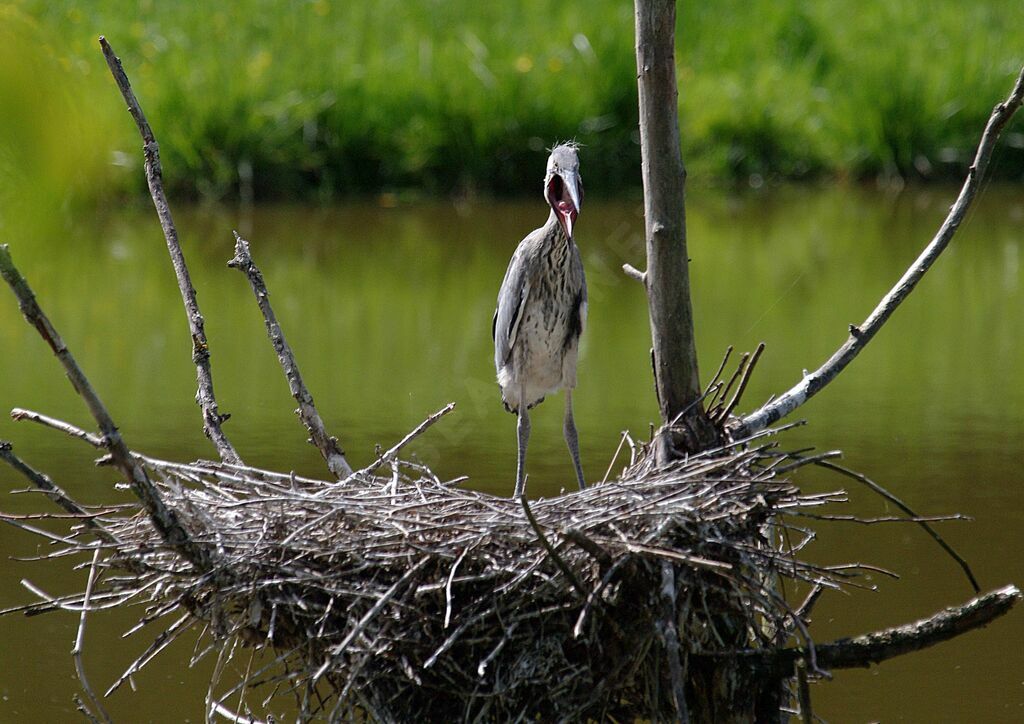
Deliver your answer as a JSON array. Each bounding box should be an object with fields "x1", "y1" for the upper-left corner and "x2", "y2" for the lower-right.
[{"x1": 493, "y1": 256, "x2": 532, "y2": 368}]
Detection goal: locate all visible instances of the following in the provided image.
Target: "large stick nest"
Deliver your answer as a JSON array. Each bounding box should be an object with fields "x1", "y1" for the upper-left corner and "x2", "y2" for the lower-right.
[{"x1": 6, "y1": 424, "x2": 848, "y2": 722}]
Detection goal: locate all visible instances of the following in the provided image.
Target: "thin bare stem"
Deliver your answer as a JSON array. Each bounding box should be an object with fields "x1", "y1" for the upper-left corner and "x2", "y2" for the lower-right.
[
  {"x1": 796, "y1": 659, "x2": 813, "y2": 723},
  {"x1": 711, "y1": 351, "x2": 749, "y2": 419},
  {"x1": 716, "y1": 342, "x2": 764, "y2": 424},
  {"x1": 72, "y1": 549, "x2": 112, "y2": 723},
  {"x1": 355, "y1": 402, "x2": 456, "y2": 478},
  {"x1": 0, "y1": 441, "x2": 119, "y2": 545},
  {"x1": 600, "y1": 431, "x2": 630, "y2": 485},
  {"x1": 519, "y1": 493, "x2": 589, "y2": 601},
  {"x1": 228, "y1": 233, "x2": 352, "y2": 477},
  {"x1": 737, "y1": 65, "x2": 1024, "y2": 437},
  {"x1": 817, "y1": 460, "x2": 979, "y2": 593},
  {"x1": 11, "y1": 408, "x2": 105, "y2": 447},
  {"x1": 703, "y1": 346, "x2": 733, "y2": 396},
  {"x1": 99, "y1": 36, "x2": 241, "y2": 465},
  {"x1": 658, "y1": 562, "x2": 689, "y2": 723}
]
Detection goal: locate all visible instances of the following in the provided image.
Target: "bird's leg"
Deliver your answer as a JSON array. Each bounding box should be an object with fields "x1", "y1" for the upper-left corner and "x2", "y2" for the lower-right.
[
  {"x1": 563, "y1": 389, "x2": 586, "y2": 490},
  {"x1": 515, "y1": 389, "x2": 531, "y2": 498}
]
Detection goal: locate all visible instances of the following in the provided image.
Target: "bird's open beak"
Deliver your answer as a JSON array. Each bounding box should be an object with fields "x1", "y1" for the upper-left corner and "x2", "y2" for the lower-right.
[{"x1": 546, "y1": 170, "x2": 582, "y2": 240}]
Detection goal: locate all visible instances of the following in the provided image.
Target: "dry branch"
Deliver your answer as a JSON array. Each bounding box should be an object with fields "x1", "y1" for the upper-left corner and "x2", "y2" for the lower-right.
[
  {"x1": 658, "y1": 561, "x2": 690, "y2": 722},
  {"x1": 72, "y1": 549, "x2": 111, "y2": 724},
  {"x1": 735, "y1": 65, "x2": 1024, "y2": 437},
  {"x1": 816, "y1": 459, "x2": 979, "y2": 593},
  {"x1": 12, "y1": 408, "x2": 104, "y2": 448},
  {"x1": 228, "y1": 232, "x2": 353, "y2": 478},
  {"x1": 0, "y1": 244, "x2": 213, "y2": 572},
  {"x1": 99, "y1": 36, "x2": 241, "y2": 466},
  {"x1": 814, "y1": 584, "x2": 1020, "y2": 669},
  {"x1": 734, "y1": 584, "x2": 1021, "y2": 678},
  {"x1": 357, "y1": 402, "x2": 456, "y2": 478},
  {"x1": 0, "y1": 441, "x2": 118, "y2": 546}
]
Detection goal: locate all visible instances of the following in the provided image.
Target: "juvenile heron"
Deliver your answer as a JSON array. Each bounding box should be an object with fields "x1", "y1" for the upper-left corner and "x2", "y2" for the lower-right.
[{"x1": 492, "y1": 143, "x2": 587, "y2": 498}]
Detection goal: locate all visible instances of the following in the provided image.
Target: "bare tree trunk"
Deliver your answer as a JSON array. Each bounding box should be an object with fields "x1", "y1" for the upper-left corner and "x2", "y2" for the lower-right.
[
  {"x1": 634, "y1": 0, "x2": 717, "y2": 457},
  {"x1": 634, "y1": 2, "x2": 779, "y2": 719}
]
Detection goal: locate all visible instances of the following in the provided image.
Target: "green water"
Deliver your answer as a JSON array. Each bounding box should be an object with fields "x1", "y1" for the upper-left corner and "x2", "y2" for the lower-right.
[{"x1": 0, "y1": 187, "x2": 1022, "y2": 721}]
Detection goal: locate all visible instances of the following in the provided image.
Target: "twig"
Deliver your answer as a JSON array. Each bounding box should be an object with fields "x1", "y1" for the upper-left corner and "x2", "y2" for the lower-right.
[
  {"x1": 600, "y1": 431, "x2": 629, "y2": 485},
  {"x1": 519, "y1": 493, "x2": 590, "y2": 601},
  {"x1": 477, "y1": 621, "x2": 518, "y2": 677},
  {"x1": 99, "y1": 36, "x2": 241, "y2": 465},
  {"x1": 710, "y1": 350, "x2": 749, "y2": 420},
  {"x1": 736, "y1": 65, "x2": 1024, "y2": 437},
  {"x1": 703, "y1": 346, "x2": 733, "y2": 397},
  {"x1": 658, "y1": 562, "x2": 689, "y2": 723},
  {"x1": 313, "y1": 558, "x2": 429, "y2": 681},
  {"x1": 796, "y1": 512, "x2": 967, "y2": 525},
  {"x1": 72, "y1": 549, "x2": 111, "y2": 723},
  {"x1": 11, "y1": 408, "x2": 105, "y2": 447},
  {"x1": 0, "y1": 441, "x2": 119, "y2": 545},
  {"x1": 106, "y1": 613, "x2": 193, "y2": 696},
  {"x1": 444, "y1": 546, "x2": 470, "y2": 629},
  {"x1": 817, "y1": 460, "x2": 980, "y2": 593},
  {"x1": 795, "y1": 659, "x2": 813, "y2": 724},
  {"x1": 355, "y1": 403, "x2": 456, "y2": 478},
  {"x1": 73, "y1": 695, "x2": 103, "y2": 724},
  {"x1": 0, "y1": 244, "x2": 213, "y2": 572},
  {"x1": 715, "y1": 342, "x2": 764, "y2": 424},
  {"x1": 209, "y1": 702, "x2": 268, "y2": 724},
  {"x1": 772, "y1": 450, "x2": 842, "y2": 476},
  {"x1": 228, "y1": 232, "x2": 352, "y2": 477},
  {"x1": 794, "y1": 585, "x2": 824, "y2": 622}
]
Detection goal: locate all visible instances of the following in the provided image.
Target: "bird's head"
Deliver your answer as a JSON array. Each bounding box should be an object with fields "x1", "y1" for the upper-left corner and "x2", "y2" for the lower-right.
[{"x1": 544, "y1": 143, "x2": 583, "y2": 241}]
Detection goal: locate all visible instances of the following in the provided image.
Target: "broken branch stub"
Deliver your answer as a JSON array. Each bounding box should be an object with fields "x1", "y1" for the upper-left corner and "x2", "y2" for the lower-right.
[{"x1": 735, "y1": 65, "x2": 1024, "y2": 438}]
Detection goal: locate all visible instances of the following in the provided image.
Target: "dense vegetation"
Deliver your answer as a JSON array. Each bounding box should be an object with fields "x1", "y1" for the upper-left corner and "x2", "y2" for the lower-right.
[{"x1": 3, "y1": 1, "x2": 1023, "y2": 202}]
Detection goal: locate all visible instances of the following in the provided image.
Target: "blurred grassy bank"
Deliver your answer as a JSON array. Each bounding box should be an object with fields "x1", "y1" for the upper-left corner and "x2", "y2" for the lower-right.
[{"x1": 1, "y1": 0, "x2": 1022, "y2": 207}]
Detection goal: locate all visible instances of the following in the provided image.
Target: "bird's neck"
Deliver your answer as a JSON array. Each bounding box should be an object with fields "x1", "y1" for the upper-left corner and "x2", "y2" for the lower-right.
[{"x1": 544, "y1": 210, "x2": 572, "y2": 248}]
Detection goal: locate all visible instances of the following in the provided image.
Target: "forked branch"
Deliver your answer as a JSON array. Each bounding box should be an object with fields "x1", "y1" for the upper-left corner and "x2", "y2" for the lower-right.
[
  {"x1": 735, "y1": 65, "x2": 1024, "y2": 437},
  {"x1": 100, "y1": 36, "x2": 241, "y2": 466},
  {"x1": 228, "y1": 233, "x2": 353, "y2": 478}
]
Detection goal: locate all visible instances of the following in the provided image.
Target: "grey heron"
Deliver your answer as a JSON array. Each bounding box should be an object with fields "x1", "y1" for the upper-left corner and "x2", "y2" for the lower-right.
[{"x1": 492, "y1": 143, "x2": 587, "y2": 498}]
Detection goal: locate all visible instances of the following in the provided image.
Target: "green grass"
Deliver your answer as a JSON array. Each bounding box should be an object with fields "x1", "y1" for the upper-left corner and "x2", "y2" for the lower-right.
[{"x1": 3, "y1": 0, "x2": 1023, "y2": 203}]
